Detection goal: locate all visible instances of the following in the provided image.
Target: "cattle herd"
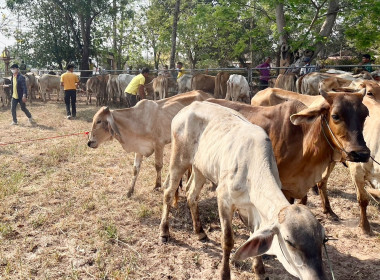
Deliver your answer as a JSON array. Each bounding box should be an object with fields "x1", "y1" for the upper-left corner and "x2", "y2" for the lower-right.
[{"x1": 2, "y1": 67, "x2": 380, "y2": 279}]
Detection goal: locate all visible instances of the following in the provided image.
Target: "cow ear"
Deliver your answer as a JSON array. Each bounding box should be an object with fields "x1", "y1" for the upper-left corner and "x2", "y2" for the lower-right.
[
  {"x1": 106, "y1": 112, "x2": 121, "y2": 137},
  {"x1": 103, "y1": 106, "x2": 110, "y2": 112},
  {"x1": 233, "y1": 227, "x2": 276, "y2": 261},
  {"x1": 319, "y1": 88, "x2": 333, "y2": 104},
  {"x1": 290, "y1": 102, "x2": 329, "y2": 125}
]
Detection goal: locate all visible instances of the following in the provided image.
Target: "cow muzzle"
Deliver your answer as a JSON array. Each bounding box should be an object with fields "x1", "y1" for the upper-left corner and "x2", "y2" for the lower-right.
[
  {"x1": 87, "y1": 140, "x2": 98, "y2": 148},
  {"x1": 347, "y1": 148, "x2": 370, "y2": 163}
]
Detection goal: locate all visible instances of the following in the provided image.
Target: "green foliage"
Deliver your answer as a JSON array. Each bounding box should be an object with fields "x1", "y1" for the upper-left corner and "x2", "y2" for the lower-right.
[{"x1": 3, "y1": 0, "x2": 379, "y2": 69}]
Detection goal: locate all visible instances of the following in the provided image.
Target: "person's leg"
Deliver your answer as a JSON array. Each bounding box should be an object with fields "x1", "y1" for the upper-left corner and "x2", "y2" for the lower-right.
[
  {"x1": 71, "y1": 90, "x2": 77, "y2": 117},
  {"x1": 19, "y1": 99, "x2": 32, "y2": 118},
  {"x1": 11, "y1": 98, "x2": 18, "y2": 123},
  {"x1": 127, "y1": 93, "x2": 137, "y2": 107},
  {"x1": 64, "y1": 90, "x2": 71, "y2": 116}
]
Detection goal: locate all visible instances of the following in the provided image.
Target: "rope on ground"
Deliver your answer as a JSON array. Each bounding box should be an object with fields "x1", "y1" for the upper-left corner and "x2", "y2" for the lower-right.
[{"x1": 0, "y1": 131, "x2": 89, "y2": 146}]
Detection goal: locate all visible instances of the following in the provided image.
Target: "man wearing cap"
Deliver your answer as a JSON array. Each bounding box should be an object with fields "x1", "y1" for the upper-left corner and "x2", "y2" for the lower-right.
[
  {"x1": 9, "y1": 64, "x2": 35, "y2": 125},
  {"x1": 124, "y1": 67, "x2": 149, "y2": 107},
  {"x1": 300, "y1": 57, "x2": 316, "y2": 76}
]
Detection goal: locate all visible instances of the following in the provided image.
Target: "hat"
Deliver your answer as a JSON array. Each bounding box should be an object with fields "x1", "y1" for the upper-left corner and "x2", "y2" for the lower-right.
[
  {"x1": 10, "y1": 64, "x2": 19, "y2": 69},
  {"x1": 303, "y1": 57, "x2": 311, "y2": 63}
]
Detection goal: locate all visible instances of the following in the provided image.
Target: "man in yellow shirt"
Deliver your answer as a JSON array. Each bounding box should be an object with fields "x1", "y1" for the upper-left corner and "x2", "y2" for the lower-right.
[
  {"x1": 176, "y1": 62, "x2": 185, "y2": 80},
  {"x1": 124, "y1": 67, "x2": 149, "y2": 107},
  {"x1": 61, "y1": 64, "x2": 79, "y2": 119}
]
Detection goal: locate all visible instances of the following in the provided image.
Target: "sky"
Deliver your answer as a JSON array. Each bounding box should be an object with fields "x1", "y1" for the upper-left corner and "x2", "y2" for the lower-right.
[{"x1": 0, "y1": 0, "x2": 18, "y2": 49}]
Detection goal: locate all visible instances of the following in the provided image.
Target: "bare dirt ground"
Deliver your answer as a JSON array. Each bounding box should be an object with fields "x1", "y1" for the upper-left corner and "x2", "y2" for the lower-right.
[{"x1": 0, "y1": 96, "x2": 379, "y2": 280}]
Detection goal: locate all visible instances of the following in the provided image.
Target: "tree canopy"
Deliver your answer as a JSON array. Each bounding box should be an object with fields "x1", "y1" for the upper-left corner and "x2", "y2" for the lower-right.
[{"x1": 3, "y1": 0, "x2": 379, "y2": 70}]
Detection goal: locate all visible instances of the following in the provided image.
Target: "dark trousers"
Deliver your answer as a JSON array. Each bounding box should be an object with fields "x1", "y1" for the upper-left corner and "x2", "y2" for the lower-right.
[
  {"x1": 11, "y1": 98, "x2": 32, "y2": 123},
  {"x1": 64, "y1": 90, "x2": 77, "y2": 117},
  {"x1": 126, "y1": 93, "x2": 138, "y2": 107},
  {"x1": 259, "y1": 79, "x2": 269, "y2": 90}
]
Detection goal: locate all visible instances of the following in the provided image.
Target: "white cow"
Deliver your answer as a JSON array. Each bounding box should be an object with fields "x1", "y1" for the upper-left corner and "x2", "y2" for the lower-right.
[
  {"x1": 177, "y1": 74, "x2": 192, "y2": 93},
  {"x1": 38, "y1": 74, "x2": 63, "y2": 101},
  {"x1": 117, "y1": 74, "x2": 135, "y2": 101},
  {"x1": 225, "y1": 74, "x2": 250, "y2": 103},
  {"x1": 87, "y1": 90, "x2": 212, "y2": 197},
  {"x1": 159, "y1": 101, "x2": 327, "y2": 280}
]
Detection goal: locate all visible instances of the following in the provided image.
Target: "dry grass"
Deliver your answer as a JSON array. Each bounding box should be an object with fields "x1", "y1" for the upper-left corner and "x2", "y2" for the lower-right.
[{"x1": 0, "y1": 96, "x2": 379, "y2": 279}]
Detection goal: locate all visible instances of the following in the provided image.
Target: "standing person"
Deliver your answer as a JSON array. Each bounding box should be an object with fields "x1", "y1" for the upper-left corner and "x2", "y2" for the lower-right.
[
  {"x1": 359, "y1": 54, "x2": 373, "y2": 72},
  {"x1": 19, "y1": 60, "x2": 27, "y2": 74},
  {"x1": 60, "y1": 64, "x2": 79, "y2": 119},
  {"x1": 9, "y1": 64, "x2": 35, "y2": 125},
  {"x1": 176, "y1": 62, "x2": 185, "y2": 80},
  {"x1": 299, "y1": 57, "x2": 316, "y2": 76},
  {"x1": 124, "y1": 67, "x2": 149, "y2": 107},
  {"x1": 256, "y1": 57, "x2": 271, "y2": 90}
]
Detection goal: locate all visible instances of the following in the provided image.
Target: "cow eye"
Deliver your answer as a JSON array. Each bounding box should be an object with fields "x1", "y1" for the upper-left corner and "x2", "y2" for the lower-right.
[
  {"x1": 367, "y1": 91, "x2": 373, "y2": 96},
  {"x1": 285, "y1": 239, "x2": 296, "y2": 248},
  {"x1": 331, "y1": 114, "x2": 339, "y2": 121},
  {"x1": 96, "y1": 120, "x2": 101, "y2": 124}
]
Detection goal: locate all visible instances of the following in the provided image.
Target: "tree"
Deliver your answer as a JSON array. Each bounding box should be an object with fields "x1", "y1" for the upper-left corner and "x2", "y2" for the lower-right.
[{"x1": 169, "y1": 0, "x2": 180, "y2": 69}]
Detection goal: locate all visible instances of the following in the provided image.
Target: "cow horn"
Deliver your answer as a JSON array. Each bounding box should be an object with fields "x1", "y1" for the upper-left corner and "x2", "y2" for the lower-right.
[
  {"x1": 104, "y1": 106, "x2": 110, "y2": 112},
  {"x1": 359, "y1": 87, "x2": 366, "y2": 97}
]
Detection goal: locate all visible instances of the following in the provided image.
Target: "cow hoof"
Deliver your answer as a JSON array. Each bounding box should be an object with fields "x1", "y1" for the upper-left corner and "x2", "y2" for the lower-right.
[
  {"x1": 154, "y1": 183, "x2": 161, "y2": 191},
  {"x1": 160, "y1": 235, "x2": 169, "y2": 243},
  {"x1": 360, "y1": 223, "x2": 372, "y2": 235},
  {"x1": 126, "y1": 190, "x2": 133, "y2": 198},
  {"x1": 197, "y1": 232, "x2": 208, "y2": 241},
  {"x1": 326, "y1": 211, "x2": 340, "y2": 221}
]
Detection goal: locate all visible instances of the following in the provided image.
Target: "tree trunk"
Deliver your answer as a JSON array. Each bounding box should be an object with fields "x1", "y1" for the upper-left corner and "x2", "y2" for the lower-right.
[
  {"x1": 314, "y1": 0, "x2": 339, "y2": 58},
  {"x1": 169, "y1": 0, "x2": 180, "y2": 69},
  {"x1": 80, "y1": 17, "x2": 91, "y2": 81},
  {"x1": 275, "y1": 3, "x2": 290, "y2": 73}
]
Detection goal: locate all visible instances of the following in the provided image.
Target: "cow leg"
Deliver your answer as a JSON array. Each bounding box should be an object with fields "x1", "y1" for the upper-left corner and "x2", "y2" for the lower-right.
[
  {"x1": 252, "y1": 256, "x2": 266, "y2": 280},
  {"x1": 187, "y1": 168, "x2": 207, "y2": 240},
  {"x1": 218, "y1": 194, "x2": 234, "y2": 280},
  {"x1": 127, "y1": 153, "x2": 143, "y2": 198},
  {"x1": 154, "y1": 146, "x2": 164, "y2": 190},
  {"x1": 366, "y1": 188, "x2": 380, "y2": 200},
  {"x1": 349, "y1": 164, "x2": 371, "y2": 234},
  {"x1": 317, "y1": 162, "x2": 339, "y2": 220},
  {"x1": 160, "y1": 165, "x2": 189, "y2": 243}
]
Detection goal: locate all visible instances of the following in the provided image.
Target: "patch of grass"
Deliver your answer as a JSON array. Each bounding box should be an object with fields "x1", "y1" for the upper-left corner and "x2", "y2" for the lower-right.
[
  {"x1": 0, "y1": 223, "x2": 15, "y2": 239},
  {"x1": 0, "y1": 169, "x2": 24, "y2": 199},
  {"x1": 82, "y1": 199, "x2": 96, "y2": 212},
  {"x1": 136, "y1": 205, "x2": 153, "y2": 219},
  {"x1": 192, "y1": 252, "x2": 201, "y2": 266},
  {"x1": 101, "y1": 221, "x2": 118, "y2": 241},
  {"x1": 31, "y1": 214, "x2": 48, "y2": 229}
]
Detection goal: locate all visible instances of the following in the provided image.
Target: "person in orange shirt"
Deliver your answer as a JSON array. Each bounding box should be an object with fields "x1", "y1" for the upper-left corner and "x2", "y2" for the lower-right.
[{"x1": 60, "y1": 64, "x2": 79, "y2": 119}]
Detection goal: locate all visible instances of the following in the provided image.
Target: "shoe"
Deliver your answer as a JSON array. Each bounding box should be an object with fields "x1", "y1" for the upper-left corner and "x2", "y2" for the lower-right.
[
  {"x1": 28, "y1": 118, "x2": 36, "y2": 124},
  {"x1": 10, "y1": 121, "x2": 18, "y2": 125},
  {"x1": 66, "y1": 115, "x2": 72, "y2": 120}
]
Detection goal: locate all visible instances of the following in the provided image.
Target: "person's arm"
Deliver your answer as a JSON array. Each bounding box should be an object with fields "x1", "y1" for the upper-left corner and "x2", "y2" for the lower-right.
[
  {"x1": 20, "y1": 76, "x2": 28, "y2": 102},
  {"x1": 138, "y1": 84, "x2": 145, "y2": 99},
  {"x1": 60, "y1": 75, "x2": 64, "y2": 87}
]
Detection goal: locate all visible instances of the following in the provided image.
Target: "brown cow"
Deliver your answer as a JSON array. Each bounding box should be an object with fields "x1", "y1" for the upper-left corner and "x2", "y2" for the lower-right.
[
  {"x1": 274, "y1": 73, "x2": 297, "y2": 92},
  {"x1": 145, "y1": 76, "x2": 169, "y2": 100},
  {"x1": 191, "y1": 73, "x2": 215, "y2": 94},
  {"x1": 214, "y1": 71, "x2": 230, "y2": 99},
  {"x1": 86, "y1": 75, "x2": 109, "y2": 105},
  {"x1": 87, "y1": 90, "x2": 212, "y2": 197},
  {"x1": 250, "y1": 85, "x2": 380, "y2": 233},
  {"x1": 206, "y1": 90, "x2": 370, "y2": 204}
]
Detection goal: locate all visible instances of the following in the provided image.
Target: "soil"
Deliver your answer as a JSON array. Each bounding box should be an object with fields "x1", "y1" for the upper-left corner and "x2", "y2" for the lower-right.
[{"x1": 0, "y1": 95, "x2": 379, "y2": 279}]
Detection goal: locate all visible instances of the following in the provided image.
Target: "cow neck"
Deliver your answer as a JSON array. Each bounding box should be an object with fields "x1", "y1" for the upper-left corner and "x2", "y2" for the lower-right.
[
  {"x1": 249, "y1": 163, "x2": 289, "y2": 223},
  {"x1": 111, "y1": 108, "x2": 153, "y2": 154},
  {"x1": 320, "y1": 115, "x2": 347, "y2": 160},
  {"x1": 302, "y1": 114, "x2": 338, "y2": 162}
]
